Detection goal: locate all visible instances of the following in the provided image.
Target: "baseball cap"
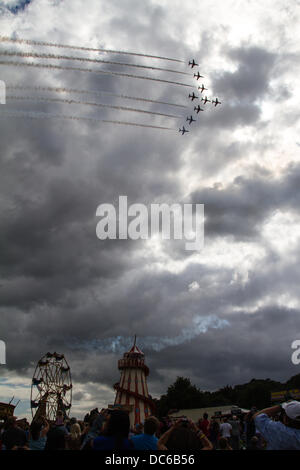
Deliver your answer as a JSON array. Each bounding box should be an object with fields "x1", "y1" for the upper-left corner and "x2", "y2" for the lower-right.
[{"x1": 282, "y1": 401, "x2": 300, "y2": 421}]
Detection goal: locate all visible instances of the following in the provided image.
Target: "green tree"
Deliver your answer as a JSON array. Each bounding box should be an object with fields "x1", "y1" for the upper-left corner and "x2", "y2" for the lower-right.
[{"x1": 157, "y1": 377, "x2": 206, "y2": 416}]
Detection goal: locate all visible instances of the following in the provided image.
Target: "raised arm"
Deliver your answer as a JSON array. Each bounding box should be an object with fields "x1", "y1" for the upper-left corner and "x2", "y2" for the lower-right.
[
  {"x1": 253, "y1": 405, "x2": 281, "y2": 420},
  {"x1": 157, "y1": 427, "x2": 173, "y2": 450}
]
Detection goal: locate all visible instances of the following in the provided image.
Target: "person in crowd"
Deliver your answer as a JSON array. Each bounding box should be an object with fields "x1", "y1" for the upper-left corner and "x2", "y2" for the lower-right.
[
  {"x1": 67, "y1": 417, "x2": 82, "y2": 450},
  {"x1": 219, "y1": 417, "x2": 232, "y2": 440},
  {"x1": 17, "y1": 419, "x2": 30, "y2": 440},
  {"x1": 29, "y1": 416, "x2": 49, "y2": 450},
  {"x1": 158, "y1": 417, "x2": 169, "y2": 436},
  {"x1": 92, "y1": 409, "x2": 133, "y2": 450},
  {"x1": 134, "y1": 422, "x2": 144, "y2": 435},
  {"x1": 79, "y1": 421, "x2": 90, "y2": 446},
  {"x1": 208, "y1": 417, "x2": 220, "y2": 449},
  {"x1": 81, "y1": 408, "x2": 105, "y2": 449},
  {"x1": 55, "y1": 411, "x2": 69, "y2": 435},
  {"x1": 198, "y1": 412, "x2": 210, "y2": 437},
  {"x1": 128, "y1": 426, "x2": 136, "y2": 439},
  {"x1": 131, "y1": 416, "x2": 159, "y2": 450},
  {"x1": 218, "y1": 437, "x2": 232, "y2": 450},
  {"x1": 44, "y1": 412, "x2": 69, "y2": 450},
  {"x1": 1, "y1": 416, "x2": 28, "y2": 450},
  {"x1": 245, "y1": 408, "x2": 257, "y2": 447},
  {"x1": 239, "y1": 414, "x2": 246, "y2": 445},
  {"x1": 246, "y1": 435, "x2": 261, "y2": 450},
  {"x1": 228, "y1": 415, "x2": 241, "y2": 450},
  {"x1": 0, "y1": 423, "x2": 4, "y2": 451},
  {"x1": 253, "y1": 400, "x2": 300, "y2": 450},
  {"x1": 44, "y1": 424, "x2": 66, "y2": 450},
  {"x1": 158, "y1": 418, "x2": 213, "y2": 451}
]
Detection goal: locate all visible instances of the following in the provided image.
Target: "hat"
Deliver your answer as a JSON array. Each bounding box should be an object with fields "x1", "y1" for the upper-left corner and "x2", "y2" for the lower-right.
[{"x1": 282, "y1": 401, "x2": 300, "y2": 421}]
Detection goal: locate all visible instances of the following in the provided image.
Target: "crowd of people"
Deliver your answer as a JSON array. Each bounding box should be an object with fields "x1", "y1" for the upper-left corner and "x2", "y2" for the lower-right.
[{"x1": 1, "y1": 400, "x2": 300, "y2": 451}]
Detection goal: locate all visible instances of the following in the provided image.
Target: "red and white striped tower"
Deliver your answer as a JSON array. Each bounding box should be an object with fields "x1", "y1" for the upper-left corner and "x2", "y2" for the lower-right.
[{"x1": 113, "y1": 336, "x2": 155, "y2": 427}]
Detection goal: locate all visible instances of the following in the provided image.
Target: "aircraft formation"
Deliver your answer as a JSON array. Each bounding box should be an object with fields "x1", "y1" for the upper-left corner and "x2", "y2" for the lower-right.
[
  {"x1": 179, "y1": 59, "x2": 222, "y2": 135},
  {"x1": 0, "y1": 36, "x2": 223, "y2": 135}
]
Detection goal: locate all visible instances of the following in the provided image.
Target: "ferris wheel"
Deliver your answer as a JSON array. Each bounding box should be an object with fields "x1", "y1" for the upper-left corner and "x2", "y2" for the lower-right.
[{"x1": 30, "y1": 352, "x2": 72, "y2": 422}]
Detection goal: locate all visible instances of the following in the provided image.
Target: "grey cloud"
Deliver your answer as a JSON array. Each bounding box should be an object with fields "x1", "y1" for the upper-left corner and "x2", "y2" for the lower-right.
[
  {"x1": 214, "y1": 46, "x2": 277, "y2": 102},
  {"x1": 190, "y1": 161, "x2": 300, "y2": 241}
]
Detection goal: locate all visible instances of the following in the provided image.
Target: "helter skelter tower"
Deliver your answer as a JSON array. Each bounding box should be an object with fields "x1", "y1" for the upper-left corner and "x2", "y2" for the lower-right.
[{"x1": 113, "y1": 337, "x2": 155, "y2": 427}]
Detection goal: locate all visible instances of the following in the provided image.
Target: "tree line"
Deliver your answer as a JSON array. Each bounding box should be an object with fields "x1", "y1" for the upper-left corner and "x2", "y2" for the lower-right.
[{"x1": 154, "y1": 373, "x2": 300, "y2": 417}]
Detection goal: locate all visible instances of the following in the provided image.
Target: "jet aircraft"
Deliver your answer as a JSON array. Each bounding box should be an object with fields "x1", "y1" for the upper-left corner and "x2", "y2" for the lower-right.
[
  {"x1": 201, "y1": 96, "x2": 211, "y2": 105},
  {"x1": 188, "y1": 59, "x2": 198, "y2": 68},
  {"x1": 188, "y1": 92, "x2": 198, "y2": 101},
  {"x1": 194, "y1": 105, "x2": 204, "y2": 114},
  {"x1": 179, "y1": 126, "x2": 189, "y2": 135},
  {"x1": 194, "y1": 71, "x2": 204, "y2": 80},
  {"x1": 198, "y1": 84, "x2": 207, "y2": 93},
  {"x1": 186, "y1": 115, "x2": 196, "y2": 124},
  {"x1": 212, "y1": 98, "x2": 221, "y2": 106}
]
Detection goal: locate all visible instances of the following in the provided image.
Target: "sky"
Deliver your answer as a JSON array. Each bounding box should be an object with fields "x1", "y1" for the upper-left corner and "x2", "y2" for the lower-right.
[{"x1": 0, "y1": 0, "x2": 300, "y2": 420}]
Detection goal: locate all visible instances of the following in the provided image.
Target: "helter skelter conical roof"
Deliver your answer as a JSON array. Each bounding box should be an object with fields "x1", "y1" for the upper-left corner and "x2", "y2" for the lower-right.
[{"x1": 124, "y1": 335, "x2": 144, "y2": 357}]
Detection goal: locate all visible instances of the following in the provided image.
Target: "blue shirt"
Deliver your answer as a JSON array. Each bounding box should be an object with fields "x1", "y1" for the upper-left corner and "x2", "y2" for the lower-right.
[
  {"x1": 29, "y1": 435, "x2": 47, "y2": 450},
  {"x1": 93, "y1": 436, "x2": 133, "y2": 450},
  {"x1": 254, "y1": 413, "x2": 300, "y2": 450},
  {"x1": 131, "y1": 433, "x2": 158, "y2": 450}
]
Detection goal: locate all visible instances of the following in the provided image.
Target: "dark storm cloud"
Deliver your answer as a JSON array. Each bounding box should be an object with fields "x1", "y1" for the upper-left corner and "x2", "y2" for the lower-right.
[
  {"x1": 182, "y1": 46, "x2": 279, "y2": 136},
  {"x1": 0, "y1": 18, "x2": 195, "y2": 363},
  {"x1": 0, "y1": 39, "x2": 191, "y2": 314},
  {"x1": 106, "y1": 0, "x2": 188, "y2": 61},
  {"x1": 200, "y1": 102, "x2": 261, "y2": 129},
  {"x1": 148, "y1": 305, "x2": 300, "y2": 393},
  {"x1": 190, "y1": 160, "x2": 300, "y2": 241},
  {"x1": 213, "y1": 46, "x2": 278, "y2": 102}
]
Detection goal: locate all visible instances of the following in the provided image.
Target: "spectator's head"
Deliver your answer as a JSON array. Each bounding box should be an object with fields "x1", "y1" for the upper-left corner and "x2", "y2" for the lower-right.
[
  {"x1": 30, "y1": 419, "x2": 43, "y2": 441},
  {"x1": 203, "y1": 413, "x2": 208, "y2": 420},
  {"x1": 164, "y1": 426, "x2": 200, "y2": 451},
  {"x1": 104, "y1": 409, "x2": 130, "y2": 449},
  {"x1": 90, "y1": 412, "x2": 104, "y2": 433},
  {"x1": 46, "y1": 426, "x2": 66, "y2": 450},
  {"x1": 144, "y1": 416, "x2": 159, "y2": 436},
  {"x1": 90, "y1": 408, "x2": 99, "y2": 419},
  {"x1": 56, "y1": 410, "x2": 65, "y2": 426},
  {"x1": 250, "y1": 436, "x2": 259, "y2": 448},
  {"x1": 135, "y1": 422, "x2": 144, "y2": 434},
  {"x1": 218, "y1": 437, "x2": 231, "y2": 450},
  {"x1": 5, "y1": 416, "x2": 17, "y2": 429},
  {"x1": 282, "y1": 401, "x2": 300, "y2": 430}
]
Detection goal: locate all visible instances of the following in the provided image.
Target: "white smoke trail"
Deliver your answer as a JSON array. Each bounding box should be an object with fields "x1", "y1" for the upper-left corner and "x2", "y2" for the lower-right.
[
  {"x1": 0, "y1": 109, "x2": 176, "y2": 131},
  {"x1": 69, "y1": 315, "x2": 230, "y2": 354},
  {"x1": 0, "y1": 60, "x2": 194, "y2": 88},
  {"x1": 7, "y1": 95, "x2": 182, "y2": 119},
  {"x1": 0, "y1": 50, "x2": 190, "y2": 76},
  {"x1": 0, "y1": 35, "x2": 184, "y2": 63},
  {"x1": 102, "y1": 120, "x2": 176, "y2": 130},
  {"x1": 7, "y1": 85, "x2": 187, "y2": 108}
]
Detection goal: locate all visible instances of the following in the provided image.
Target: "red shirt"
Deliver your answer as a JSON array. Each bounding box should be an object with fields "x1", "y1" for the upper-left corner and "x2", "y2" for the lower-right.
[{"x1": 199, "y1": 419, "x2": 210, "y2": 437}]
